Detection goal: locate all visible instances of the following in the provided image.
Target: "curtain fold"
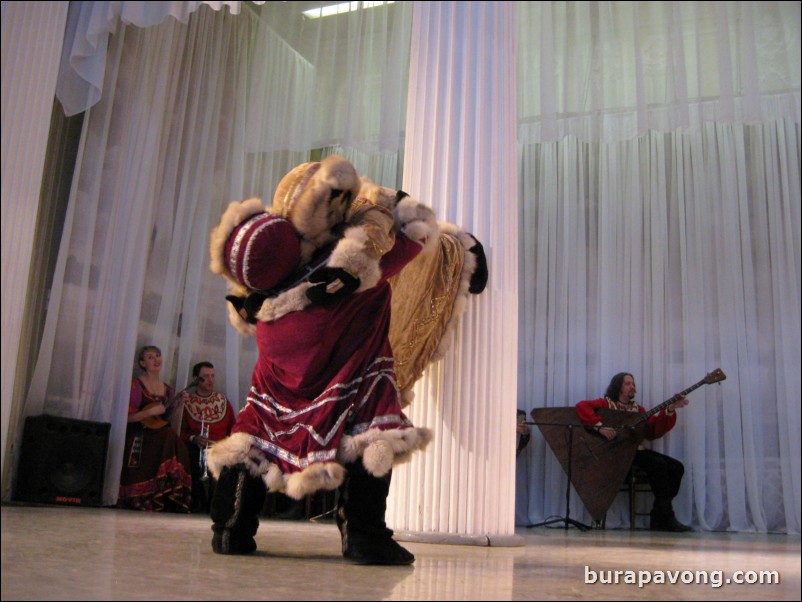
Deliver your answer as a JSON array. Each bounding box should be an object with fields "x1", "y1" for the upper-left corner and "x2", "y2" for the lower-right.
[
  {"x1": 516, "y1": 1, "x2": 800, "y2": 143},
  {"x1": 27, "y1": 7, "x2": 259, "y2": 505},
  {"x1": 514, "y1": 1, "x2": 800, "y2": 533},
  {"x1": 516, "y1": 121, "x2": 801, "y2": 533},
  {"x1": 56, "y1": 1, "x2": 260, "y2": 117}
]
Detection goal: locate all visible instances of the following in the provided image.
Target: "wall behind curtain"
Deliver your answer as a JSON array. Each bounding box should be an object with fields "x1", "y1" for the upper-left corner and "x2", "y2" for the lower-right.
[{"x1": 515, "y1": 1, "x2": 800, "y2": 533}]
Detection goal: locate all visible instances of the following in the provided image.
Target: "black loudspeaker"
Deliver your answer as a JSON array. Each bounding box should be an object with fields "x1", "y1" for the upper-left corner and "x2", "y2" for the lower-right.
[{"x1": 14, "y1": 415, "x2": 111, "y2": 506}]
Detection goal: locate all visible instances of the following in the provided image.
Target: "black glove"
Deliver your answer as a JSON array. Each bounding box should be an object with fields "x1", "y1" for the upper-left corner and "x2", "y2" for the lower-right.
[
  {"x1": 467, "y1": 234, "x2": 488, "y2": 294},
  {"x1": 305, "y1": 267, "x2": 360, "y2": 306},
  {"x1": 226, "y1": 292, "x2": 267, "y2": 324}
]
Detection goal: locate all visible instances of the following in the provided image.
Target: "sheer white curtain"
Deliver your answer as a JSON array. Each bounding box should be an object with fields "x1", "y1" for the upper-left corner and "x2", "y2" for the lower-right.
[
  {"x1": 25, "y1": 6, "x2": 259, "y2": 505},
  {"x1": 517, "y1": 0, "x2": 800, "y2": 142},
  {"x1": 21, "y1": 2, "x2": 413, "y2": 506},
  {"x1": 56, "y1": 1, "x2": 261, "y2": 117},
  {"x1": 515, "y1": 1, "x2": 801, "y2": 533}
]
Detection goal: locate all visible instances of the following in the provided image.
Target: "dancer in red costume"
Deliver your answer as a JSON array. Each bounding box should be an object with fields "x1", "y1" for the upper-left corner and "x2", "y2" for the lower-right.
[{"x1": 207, "y1": 156, "x2": 487, "y2": 563}]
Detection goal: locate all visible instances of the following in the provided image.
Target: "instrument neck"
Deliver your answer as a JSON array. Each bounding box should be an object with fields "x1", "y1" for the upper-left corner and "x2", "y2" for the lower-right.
[{"x1": 643, "y1": 378, "x2": 706, "y2": 420}]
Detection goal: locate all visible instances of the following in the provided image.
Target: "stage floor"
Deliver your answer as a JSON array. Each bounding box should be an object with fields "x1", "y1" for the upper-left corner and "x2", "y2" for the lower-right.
[{"x1": 1, "y1": 504, "x2": 799, "y2": 600}]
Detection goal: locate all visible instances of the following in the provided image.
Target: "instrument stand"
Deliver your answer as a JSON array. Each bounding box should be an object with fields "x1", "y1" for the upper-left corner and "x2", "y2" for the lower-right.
[
  {"x1": 525, "y1": 421, "x2": 591, "y2": 531},
  {"x1": 308, "y1": 489, "x2": 339, "y2": 523}
]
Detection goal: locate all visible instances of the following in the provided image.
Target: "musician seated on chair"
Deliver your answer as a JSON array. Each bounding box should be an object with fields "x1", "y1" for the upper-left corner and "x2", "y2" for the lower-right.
[
  {"x1": 516, "y1": 409, "x2": 531, "y2": 457},
  {"x1": 575, "y1": 372, "x2": 692, "y2": 532},
  {"x1": 118, "y1": 345, "x2": 193, "y2": 512},
  {"x1": 178, "y1": 361, "x2": 237, "y2": 513}
]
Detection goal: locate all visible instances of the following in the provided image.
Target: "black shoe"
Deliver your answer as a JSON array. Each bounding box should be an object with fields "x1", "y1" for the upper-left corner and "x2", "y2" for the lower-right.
[
  {"x1": 209, "y1": 465, "x2": 265, "y2": 554},
  {"x1": 650, "y1": 515, "x2": 693, "y2": 532},
  {"x1": 211, "y1": 531, "x2": 257, "y2": 555},
  {"x1": 342, "y1": 531, "x2": 415, "y2": 565}
]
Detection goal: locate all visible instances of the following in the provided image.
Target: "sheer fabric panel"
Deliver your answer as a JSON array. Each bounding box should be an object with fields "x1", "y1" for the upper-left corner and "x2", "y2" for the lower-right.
[
  {"x1": 516, "y1": 121, "x2": 801, "y2": 533},
  {"x1": 23, "y1": 3, "x2": 413, "y2": 506},
  {"x1": 56, "y1": 1, "x2": 260, "y2": 116},
  {"x1": 516, "y1": 1, "x2": 800, "y2": 142}
]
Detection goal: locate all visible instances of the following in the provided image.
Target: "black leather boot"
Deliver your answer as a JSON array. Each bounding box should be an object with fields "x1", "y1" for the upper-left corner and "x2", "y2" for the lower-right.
[
  {"x1": 337, "y1": 461, "x2": 414, "y2": 565},
  {"x1": 650, "y1": 499, "x2": 693, "y2": 532},
  {"x1": 210, "y1": 464, "x2": 267, "y2": 554}
]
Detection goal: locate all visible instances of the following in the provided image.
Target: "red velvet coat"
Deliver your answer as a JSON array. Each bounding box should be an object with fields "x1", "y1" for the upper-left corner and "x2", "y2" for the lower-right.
[{"x1": 231, "y1": 233, "x2": 423, "y2": 475}]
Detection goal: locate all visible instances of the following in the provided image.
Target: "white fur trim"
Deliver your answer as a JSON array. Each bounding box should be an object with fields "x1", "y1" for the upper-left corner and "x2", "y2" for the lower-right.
[
  {"x1": 337, "y1": 427, "x2": 433, "y2": 477},
  {"x1": 254, "y1": 281, "x2": 314, "y2": 322},
  {"x1": 285, "y1": 462, "x2": 346, "y2": 500},
  {"x1": 394, "y1": 197, "x2": 439, "y2": 254},
  {"x1": 362, "y1": 440, "x2": 395, "y2": 477},
  {"x1": 206, "y1": 432, "x2": 261, "y2": 479},
  {"x1": 209, "y1": 198, "x2": 267, "y2": 287},
  {"x1": 327, "y1": 227, "x2": 381, "y2": 292},
  {"x1": 438, "y1": 222, "x2": 477, "y2": 253},
  {"x1": 206, "y1": 432, "x2": 345, "y2": 497}
]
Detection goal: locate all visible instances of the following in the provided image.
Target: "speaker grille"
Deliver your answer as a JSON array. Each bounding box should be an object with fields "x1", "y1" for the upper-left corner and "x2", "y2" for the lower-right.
[{"x1": 15, "y1": 415, "x2": 111, "y2": 506}]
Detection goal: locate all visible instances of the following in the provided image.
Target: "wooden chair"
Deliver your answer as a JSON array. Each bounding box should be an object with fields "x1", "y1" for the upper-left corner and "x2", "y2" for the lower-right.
[
  {"x1": 594, "y1": 465, "x2": 653, "y2": 530},
  {"x1": 626, "y1": 466, "x2": 653, "y2": 530}
]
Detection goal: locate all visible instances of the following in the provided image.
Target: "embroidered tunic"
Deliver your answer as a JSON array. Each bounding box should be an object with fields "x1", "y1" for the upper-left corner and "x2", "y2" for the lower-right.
[{"x1": 180, "y1": 391, "x2": 236, "y2": 445}]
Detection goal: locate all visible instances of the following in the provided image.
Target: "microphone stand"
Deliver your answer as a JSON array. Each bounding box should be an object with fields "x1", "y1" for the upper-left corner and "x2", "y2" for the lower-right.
[{"x1": 525, "y1": 419, "x2": 591, "y2": 531}]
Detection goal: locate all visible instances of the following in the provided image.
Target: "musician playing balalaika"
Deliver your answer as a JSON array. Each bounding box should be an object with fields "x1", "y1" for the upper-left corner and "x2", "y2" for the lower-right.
[{"x1": 576, "y1": 372, "x2": 693, "y2": 532}]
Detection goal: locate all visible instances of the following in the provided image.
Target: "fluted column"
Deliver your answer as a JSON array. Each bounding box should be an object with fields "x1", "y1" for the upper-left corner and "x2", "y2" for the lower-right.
[
  {"x1": 388, "y1": 1, "x2": 520, "y2": 544},
  {"x1": 1, "y1": 1, "x2": 69, "y2": 498}
]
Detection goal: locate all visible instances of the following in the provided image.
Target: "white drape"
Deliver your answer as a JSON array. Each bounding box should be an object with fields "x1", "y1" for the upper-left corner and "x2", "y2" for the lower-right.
[
  {"x1": 56, "y1": 1, "x2": 261, "y2": 117},
  {"x1": 515, "y1": 1, "x2": 801, "y2": 533},
  {"x1": 22, "y1": 2, "x2": 414, "y2": 507},
  {"x1": 517, "y1": 1, "x2": 800, "y2": 143},
  {"x1": 9, "y1": 1, "x2": 800, "y2": 534}
]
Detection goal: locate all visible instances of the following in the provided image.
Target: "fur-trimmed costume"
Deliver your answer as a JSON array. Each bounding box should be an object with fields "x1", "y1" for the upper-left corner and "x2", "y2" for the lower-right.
[
  {"x1": 208, "y1": 232, "x2": 432, "y2": 499},
  {"x1": 206, "y1": 156, "x2": 487, "y2": 562}
]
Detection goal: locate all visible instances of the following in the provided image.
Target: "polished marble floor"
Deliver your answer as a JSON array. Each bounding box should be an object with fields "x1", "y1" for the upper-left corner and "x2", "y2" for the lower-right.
[{"x1": 1, "y1": 503, "x2": 799, "y2": 601}]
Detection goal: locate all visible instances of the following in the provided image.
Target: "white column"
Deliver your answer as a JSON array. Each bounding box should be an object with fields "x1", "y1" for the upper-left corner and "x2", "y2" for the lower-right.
[
  {"x1": 389, "y1": 1, "x2": 520, "y2": 544},
  {"x1": 1, "y1": 1, "x2": 70, "y2": 498}
]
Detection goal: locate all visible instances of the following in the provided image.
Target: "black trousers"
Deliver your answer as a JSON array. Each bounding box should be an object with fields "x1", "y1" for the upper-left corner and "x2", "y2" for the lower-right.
[
  {"x1": 632, "y1": 448, "x2": 684, "y2": 515},
  {"x1": 186, "y1": 444, "x2": 214, "y2": 512}
]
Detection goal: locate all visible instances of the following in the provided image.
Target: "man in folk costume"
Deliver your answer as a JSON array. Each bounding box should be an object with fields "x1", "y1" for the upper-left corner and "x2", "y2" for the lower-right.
[{"x1": 207, "y1": 156, "x2": 487, "y2": 564}]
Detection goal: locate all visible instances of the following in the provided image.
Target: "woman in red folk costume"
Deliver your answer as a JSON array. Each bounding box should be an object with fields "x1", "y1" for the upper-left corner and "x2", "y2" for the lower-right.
[{"x1": 207, "y1": 156, "x2": 487, "y2": 564}]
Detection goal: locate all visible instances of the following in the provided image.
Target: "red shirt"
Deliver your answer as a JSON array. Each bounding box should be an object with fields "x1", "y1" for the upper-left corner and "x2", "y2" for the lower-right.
[{"x1": 575, "y1": 397, "x2": 677, "y2": 441}]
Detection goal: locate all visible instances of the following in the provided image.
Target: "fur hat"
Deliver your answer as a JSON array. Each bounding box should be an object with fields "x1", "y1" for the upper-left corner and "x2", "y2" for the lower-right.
[
  {"x1": 210, "y1": 197, "x2": 301, "y2": 293},
  {"x1": 224, "y1": 212, "x2": 301, "y2": 291},
  {"x1": 271, "y1": 155, "x2": 361, "y2": 263}
]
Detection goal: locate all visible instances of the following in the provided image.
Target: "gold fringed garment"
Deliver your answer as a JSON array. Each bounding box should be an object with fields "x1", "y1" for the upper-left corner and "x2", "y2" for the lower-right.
[{"x1": 388, "y1": 232, "x2": 468, "y2": 395}]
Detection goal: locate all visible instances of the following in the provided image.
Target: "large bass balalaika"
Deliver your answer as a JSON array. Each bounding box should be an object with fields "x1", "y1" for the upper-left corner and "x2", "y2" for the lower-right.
[{"x1": 531, "y1": 368, "x2": 726, "y2": 523}]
